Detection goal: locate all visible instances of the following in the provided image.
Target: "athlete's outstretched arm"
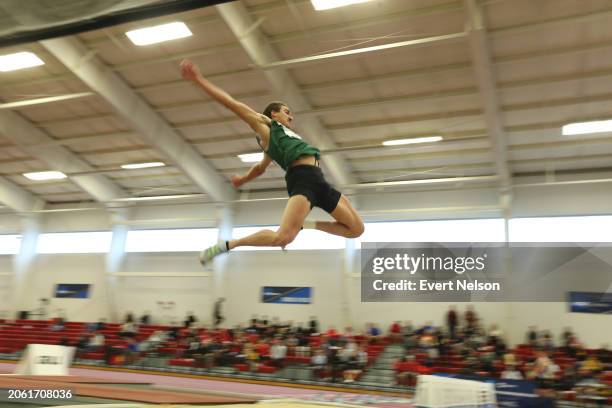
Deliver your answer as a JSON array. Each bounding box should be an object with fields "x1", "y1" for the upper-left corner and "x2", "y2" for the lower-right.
[
  {"x1": 180, "y1": 59, "x2": 270, "y2": 136},
  {"x1": 231, "y1": 154, "x2": 273, "y2": 188}
]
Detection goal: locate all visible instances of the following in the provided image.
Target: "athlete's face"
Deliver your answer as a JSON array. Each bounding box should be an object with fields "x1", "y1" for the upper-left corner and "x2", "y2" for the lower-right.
[{"x1": 272, "y1": 105, "x2": 294, "y2": 129}]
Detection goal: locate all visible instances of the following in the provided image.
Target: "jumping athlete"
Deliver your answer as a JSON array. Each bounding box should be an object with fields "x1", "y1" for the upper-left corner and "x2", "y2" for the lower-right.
[{"x1": 180, "y1": 59, "x2": 364, "y2": 266}]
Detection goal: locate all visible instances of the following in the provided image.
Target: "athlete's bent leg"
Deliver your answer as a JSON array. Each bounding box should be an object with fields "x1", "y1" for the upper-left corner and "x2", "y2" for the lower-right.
[
  {"x1": 314, "y1": 195, "x2": 364, "y2": 239},
  {"x1": 228, "y1": 195, "x2": 311, "y2": 249}
]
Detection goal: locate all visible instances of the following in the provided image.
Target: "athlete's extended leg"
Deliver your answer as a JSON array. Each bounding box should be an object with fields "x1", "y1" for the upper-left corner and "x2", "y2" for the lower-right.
[
  {"x1": 199, "y1": 195, "x2": 311, "y2": 265},
  {"x1": 229, "y1": 195, "x2": 311, "y2": 249},
  {"x1": 315, "y1": 195, "x2": 364, "y2": 239}
]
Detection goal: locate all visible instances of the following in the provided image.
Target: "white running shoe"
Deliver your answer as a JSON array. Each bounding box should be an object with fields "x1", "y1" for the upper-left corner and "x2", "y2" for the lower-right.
[{"x1": 199, "y1": 240, "x2": 228, "y2": 266}]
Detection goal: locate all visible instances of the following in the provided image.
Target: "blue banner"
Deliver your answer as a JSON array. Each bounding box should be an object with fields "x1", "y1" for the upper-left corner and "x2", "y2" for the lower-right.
[
  {"x1": 569, "y1": 291, "x2": 612, "y2": 314},
  {"x1": 262, "y1": 287, "x2": 312, "y2": 304},
  {"x1": 55, "y1": 284, "x2": 90, "y2": 299}
]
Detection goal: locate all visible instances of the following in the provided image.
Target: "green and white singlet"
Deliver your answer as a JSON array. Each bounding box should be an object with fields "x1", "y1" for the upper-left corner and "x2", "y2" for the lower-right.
[{"x1": 264, "y1": 120, "x2": 320, "y2": 171}]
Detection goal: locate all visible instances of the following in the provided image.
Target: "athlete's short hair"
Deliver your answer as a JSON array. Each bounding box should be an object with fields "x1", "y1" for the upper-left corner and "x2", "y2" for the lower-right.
[{"x1": 263, "y1": 101, "x2": 288, "y2": 118}]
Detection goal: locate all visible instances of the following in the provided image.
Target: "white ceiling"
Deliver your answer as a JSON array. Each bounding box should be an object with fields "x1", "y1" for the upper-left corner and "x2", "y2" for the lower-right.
[{"x1": 1, "y1": 0, "x2": 611, "y2": 211}]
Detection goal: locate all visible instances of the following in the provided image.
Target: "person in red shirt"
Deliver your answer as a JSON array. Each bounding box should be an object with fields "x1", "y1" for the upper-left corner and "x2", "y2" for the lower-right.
[{"x1": 389, "y1": 321, "x2": 402, "y2": 343}]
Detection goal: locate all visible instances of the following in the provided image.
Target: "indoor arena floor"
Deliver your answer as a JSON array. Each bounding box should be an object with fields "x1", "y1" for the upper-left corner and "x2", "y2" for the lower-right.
[{"x1": 0, "y1": 363, "x2": 412, "y2": 408}]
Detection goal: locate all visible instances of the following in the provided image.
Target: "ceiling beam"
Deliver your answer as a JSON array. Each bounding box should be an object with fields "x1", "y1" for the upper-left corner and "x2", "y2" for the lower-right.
[
  {"x1": 38, "y1": 36, "x2": 236, "y2": 203},
  {"x1": 215, "y1": 1, "x2": 356, "y2": 186},
  {"x1": 0, "y1": 110, "x2": 126, "y2": 203},
  {"x1": 258, "y1": 32, "x2": 466, "y2": 70},
  {"x1": 464, "y1": 0, "x2": 511, "y2": 193},
  {"x1": 0, "y1": 176, "x2": 44, "y2": 213}
]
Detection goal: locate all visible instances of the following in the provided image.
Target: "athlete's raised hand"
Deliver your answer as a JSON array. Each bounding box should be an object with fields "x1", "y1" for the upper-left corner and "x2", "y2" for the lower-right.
[{"x1": 180, "y1": 59, "x2": 200, "y2": 82}]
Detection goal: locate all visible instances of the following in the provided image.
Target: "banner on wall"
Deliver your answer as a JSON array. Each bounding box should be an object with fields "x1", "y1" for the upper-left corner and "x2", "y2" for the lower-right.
[
  {"x1": 262, "y1": 286, "x2": 312, "y2": 304},
  {"x1": 569, "y1": 291, "x2": 612, "y2": 314},
  {"x1": 54, "y1": 284, "x2": 90, "y2": 299}
]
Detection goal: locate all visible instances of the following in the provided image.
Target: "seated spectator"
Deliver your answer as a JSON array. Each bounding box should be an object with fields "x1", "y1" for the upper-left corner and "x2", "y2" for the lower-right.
[
  {"x1": 561, "y1": 326, "x2": 574, "y2": 348},
  {"x1": 389, "y1": 321, "x2": 402, "y2": 343},
  {"x1": 596, "y1": 344, "x2": 611, "y2": 364},
  {"x1": 539, "y1": 330, "x2": 554, "y2": 352},
  {"x1": 269, "y1": 338, "x2": 287, "y2": 368},
  {"x1": 184, "y1": 336, "x2": 202, "y2": 358},
  {"x1": 75, "y1": 335, "x2": 89, "y2": 352},
  {"x1": 194, "y1": 338, "x2": 216, "y2": 369},
  {"x1": 95, "y1": 318, "x2": 106, "y2": 331},
  {"x1": 343, "y1": 345, "x2": 367, "y2": 383},
  {"x1": 401, "y1": 320, "x2": 414, "y2": 338},
  {"x1": 325, "y1": 326, "x2": 340, "y2": 340},
  {"x1": 366, "y1": 323, "x2": 382, "y2": 343},
  {"x1": 501, "y1": 363, "x2": 524, "y2": 380},
  {"x1": 286, "y1": 334, "x2": 299, "y2": 353},
  {"x1": 557, "y1": 365, "x2": 580, "y2": 391},
  {"x1": 580, "y1": 354, "x2": 603, "y2": 377},
  {"x1": 394, "y1": 355, "x2": 430, "y2": 385},
  {"x1": 125, "y1": 337, "x2": 140, "y2": 363},
  {"x1": 254, "y1": 338, "x2": 270, "y2": 359},
  {"x1": 503, "y1": 351, "x2": 518, "y2": 367},
  {"x1": 295, "y1": 333, "x2": 311, "y2": 357},
  {"x1": 532, "y1": 351, "x2": 553, "y2": 378},
  {"x1": 86, "y1": 332, "x2": 105, "y2": 352},
  {"x1": 342, "y1": 326, "x2": 355, "y2": 342},
  {"x1": 50, "y1": 317, "x2": 65, "y2": 332},
  {"x1": 488, "y1": 324, "x2": 502, "y2": 343},
  {"x1": 243, "y1": 343, "x2": 260, "y2": 371},
  {"x1": 245, "y1": 318, "x2": 259, "y2": 333},
  {"x1": 403, "y1": 333, "x2": 418, "y2": 352},
  {"x1": 119, "y1": 321, "x2": 138, "y2": 338},
  {"x1": 311, "y1": 348, "x2": 328, "y2": 378}
]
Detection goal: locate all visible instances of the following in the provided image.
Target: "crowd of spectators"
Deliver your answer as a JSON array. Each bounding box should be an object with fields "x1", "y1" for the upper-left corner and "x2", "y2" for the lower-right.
[
  {"x1": 1, "y1": 307, "x2": 610, "y2": 401},
  {"x1": 390, "y1": 306, "x2": 611, "y2": 401}
]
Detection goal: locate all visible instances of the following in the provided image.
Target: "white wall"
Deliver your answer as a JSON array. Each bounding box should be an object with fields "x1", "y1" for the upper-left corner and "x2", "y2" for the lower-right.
[
  {"x1": 21, "y1": 254, "x2": 111, "y2": 322},
  {"x1": 115, "y1": 253, "x2": 213, "y2": 325},
  {"x1": 223, "y1": 250, "x2": 345, "y2": 329},
  {"x1": 507, "y1": 303, "x2": 612, "y2": 349}
]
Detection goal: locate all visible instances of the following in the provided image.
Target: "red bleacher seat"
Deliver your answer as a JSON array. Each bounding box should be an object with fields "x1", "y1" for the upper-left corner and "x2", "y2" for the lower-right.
[
  {"x1": 169, "y1": 358, "x2": 195, "y2": 367},
  {"x1": 257, "y1": 364, "x2": 277, "y2": 373}
]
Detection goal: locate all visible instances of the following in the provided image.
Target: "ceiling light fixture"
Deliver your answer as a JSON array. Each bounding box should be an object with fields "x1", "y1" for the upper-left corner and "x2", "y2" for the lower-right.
[
  {"x1": 120, "y1": 162, "x2": 166, "y2": 169},
  {"x1": 0, "y1": 51, "x2": 44, "y2": 72},
  {"x1": 23, "y1": 171, "x2": 67, "y2": 181},
  {"x1": 126, "y1": 22, "x2": 192, "y2": 46},
  {"x1": 562, "y1": 119, "x2": 612, "y2": 136},
  {"x1": 311, "y1": 0, "x2": 373, "y2": 11},
  {"x1": 382, "y1": 136, "x2": 443, "y2": 146},
  {"x1": 238, "y1": 153, "x2": 264, "y2": 163}
]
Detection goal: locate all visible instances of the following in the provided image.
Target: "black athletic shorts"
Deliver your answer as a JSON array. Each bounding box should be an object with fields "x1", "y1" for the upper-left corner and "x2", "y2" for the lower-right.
[{"x1": 285, "y1": 165, "x2": 342, "y2": 214}]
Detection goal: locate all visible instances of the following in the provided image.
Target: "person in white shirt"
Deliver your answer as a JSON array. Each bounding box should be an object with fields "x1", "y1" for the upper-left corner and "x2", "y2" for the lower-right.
[
  {"x1": 270, "y1": 338, "x2": 288, "y2": 368},
  {"x1": 501, "y1": 365, "x2": 523, "y2": 380}
]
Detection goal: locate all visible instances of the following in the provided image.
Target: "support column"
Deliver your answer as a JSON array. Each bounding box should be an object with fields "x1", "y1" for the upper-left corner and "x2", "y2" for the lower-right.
[
  {"x1": 342, "y1": 237, "x2": 357, "y2": 330},
  {"x1": 105, "y1": 210, "x2": 129, "y2": 323},
  {"x1": 212, "y1": 206, "x2": 233, "y2": 326},
  {"x1": 11, "y1": 216, "x2": 40, "y2": 319},
  {"x1": 500, "y1": 192, "x2": 515, "y2": 343}
]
